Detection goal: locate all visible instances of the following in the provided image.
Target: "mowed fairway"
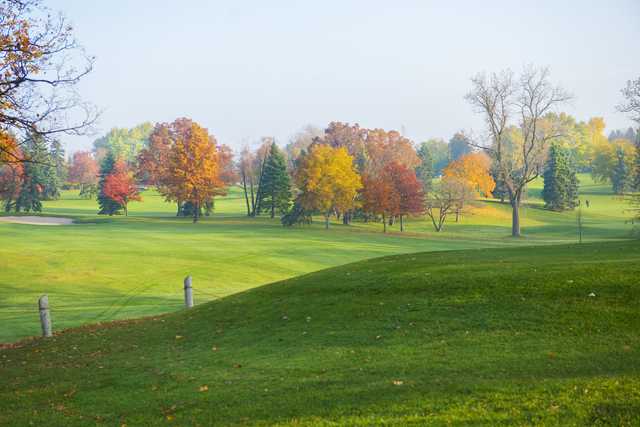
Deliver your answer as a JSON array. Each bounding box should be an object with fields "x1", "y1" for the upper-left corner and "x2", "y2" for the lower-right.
[
  {"x1": 0, "y1": 175, "x2": 635, "y2": 343},
  {"x1": 1, "y1": 241, "x2": 638, "y2": 425}
]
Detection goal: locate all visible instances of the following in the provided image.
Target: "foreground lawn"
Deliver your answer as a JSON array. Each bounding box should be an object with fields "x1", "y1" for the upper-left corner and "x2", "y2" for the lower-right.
[
  {"x1": 0, "y1": 176, "x2": 635, "y2": 343},
  {"x1": 1, "y1": 241, "x2": 639, "y2": 425}
]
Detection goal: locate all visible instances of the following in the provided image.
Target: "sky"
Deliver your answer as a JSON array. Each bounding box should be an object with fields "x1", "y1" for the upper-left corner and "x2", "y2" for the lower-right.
[{"x1": 48, "y1": 0, "x2": 640, "y2": 153}]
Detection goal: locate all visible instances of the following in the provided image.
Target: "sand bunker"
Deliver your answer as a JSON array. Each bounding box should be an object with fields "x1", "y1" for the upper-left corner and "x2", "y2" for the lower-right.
[{"x1": 0, "y1": 216, "x2": 73, "y2": 225}]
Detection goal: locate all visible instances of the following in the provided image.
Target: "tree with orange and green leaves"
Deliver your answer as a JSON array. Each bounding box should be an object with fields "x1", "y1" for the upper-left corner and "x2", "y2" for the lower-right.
[
  {"x1": 137, "y1": 119, "x2": 227, "y2": 221},
  {"x1": 0, "y1": 0, "x2": 97, "y2": 162},
  {"x1": 295, "y1": 144, "x2": 362, "y2": 229},
  {"x1": 443, "y1": 152, "x2": 496, "y2": 198},
  {"x1": 102, "y1": 159, "x2": 141, "y2": 216},
  {"x1": 166, "y1": 120, "x2": 225, "y2": 222}
]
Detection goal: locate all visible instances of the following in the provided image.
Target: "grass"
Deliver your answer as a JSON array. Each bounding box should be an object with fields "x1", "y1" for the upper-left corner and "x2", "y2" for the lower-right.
[
  {"x1": 1, "y1": 240, "x2": 638, "y2": 425},
  {"x1": 0, "y1": 174, "x2": 635, "y2": 343}
]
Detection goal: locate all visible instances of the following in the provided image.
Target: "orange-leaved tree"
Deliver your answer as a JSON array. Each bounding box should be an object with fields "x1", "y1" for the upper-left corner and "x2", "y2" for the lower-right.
[
  {"x1": 167, "y1": 120, "x2": 225, "y2": 222},
  {"x1": 137, "y1": 118, "x2": 226, "y2": 221},
  {"x1": 361, "y1": 161, "x2": 423, "y2": 232},
  {"x1": 295, "y1": 144, "x2": 362, "y2": 229},
  {"x1": 102, "y1": 159, "x2": 141, "y2": 216},
  {"x1": 443, "y1": 152, "x2": 495, "y2": 198}
]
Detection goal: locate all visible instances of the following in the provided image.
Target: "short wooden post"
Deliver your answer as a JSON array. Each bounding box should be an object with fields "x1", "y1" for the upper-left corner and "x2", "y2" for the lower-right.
[
  {"x1": 38, "y1": 295, "x2": 52, "y2": 337},
  {"x1": 184, "y1": 275, "x2": 194, "y2": 308}
]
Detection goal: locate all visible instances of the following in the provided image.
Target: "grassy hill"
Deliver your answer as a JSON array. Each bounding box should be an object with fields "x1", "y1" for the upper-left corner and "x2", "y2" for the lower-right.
[
  {"x1": 0, "y1": 175, "x2": 635, "y2": 343},
  {"x1": 1, "y1": 241, "x2": 639, "y2": 425}
]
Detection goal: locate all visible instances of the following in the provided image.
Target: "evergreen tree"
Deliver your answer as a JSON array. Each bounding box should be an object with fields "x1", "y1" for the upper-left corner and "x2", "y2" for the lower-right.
[
  {"x1": 490, "y1": 164, "x2": 509, "y2": 203},
  {"x1": 42, "y1": 140, "x2": 66, "y2": 200},
  {"x1": 97, "y1": 151, "x2": 122, "y2": 215},
  {"x1": 15, "y1": 136, "x2": 49, "y2": 212},
  {"x1": 415, "y1": 142, "x2": 434, "y2": 193},
  {"x1": 258, "y1": 143, "x2": 291, "y2": 218},
  {"x1": 542, "y1": 143, "x2": 579, "y2": 211},
  {"x1": 611, "y1": 144, "x2": 630, "y2": 195}
]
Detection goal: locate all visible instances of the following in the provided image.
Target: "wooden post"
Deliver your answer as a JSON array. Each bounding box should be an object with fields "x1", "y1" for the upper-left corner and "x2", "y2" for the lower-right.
[
  {"x1": 184, "y1": 275, "x2": 194, "y2": 308},
  {"x1": 38, "y1": 295, "x2": 52, "y2": 337}
]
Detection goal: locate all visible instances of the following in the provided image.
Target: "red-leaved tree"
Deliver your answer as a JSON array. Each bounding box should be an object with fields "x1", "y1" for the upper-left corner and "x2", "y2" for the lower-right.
[{"x1": 103, "y1": 160, "x2": 141, "y2": 216}]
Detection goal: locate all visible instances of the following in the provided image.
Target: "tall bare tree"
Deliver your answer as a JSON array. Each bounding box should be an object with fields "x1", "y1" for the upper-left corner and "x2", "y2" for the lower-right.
[
  {"x1": 617, "y1": 77, "x2": 640, "y2": 126},
  {"x1": 465, "y1": 66, "x2": 571, "y2": 236},
  {"x1": 0, "y1": 0, "x2": 98, "y2": 163}
]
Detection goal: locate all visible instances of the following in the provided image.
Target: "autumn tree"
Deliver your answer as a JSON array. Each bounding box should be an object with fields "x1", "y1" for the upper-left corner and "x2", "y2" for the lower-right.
[
  {"x1": 102, "y1": 159, "x2": 140, "y2": 216},
  {"x1": 466, "y1": 66, "x2": 571, "y2": 236},
  {"x1": 295, "y1": 144, "x2": 361, "y2": 229},
  {"x1": 68, "y1": 151, "x2": 99, "y2": 198},
  {"x1": 97, "y1": 151, "x2": 121, "y2": 215},
  {"x1": 0, "y1": 135, "x2": 23, "y2": 210},
  {"x1": 0, "y1": 0, "x2": 97, "y2": 163},
  {"x1": 258, "y1": 143, "x2": 291, "y2": 218},
  {"x1": 167, "y1": 119, "x2": 225, "y2": 222},
  {"x1": 362, "y1": 161, "x2": 424, "y2": 233}
]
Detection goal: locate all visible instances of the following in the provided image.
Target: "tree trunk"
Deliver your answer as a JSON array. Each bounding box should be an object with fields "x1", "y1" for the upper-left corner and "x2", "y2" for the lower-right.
[
  {"x1": 242, "y1": 172, "x2": 251, "y2": 216},
  {"x1": 193, "y1": 202, "x2": 199, "y2": 223},
  {"x1": 325, "y1": 214, "x2": 329, "y2": 229},
  {"x1": 511, "y1": 195, "x2": 521, "y2": 237},
  {"x1": 176, "y1": 201, "x2": 181, "y2": 217},
  {"x1": 383, "y1": 213, "x2": 387, "y2": 233},
  {"x1": 124, "y1": 204, "x2": 128, "y2": 216},
  {"x1": 455, "y1": 208, "x2": 459, "y2": 222},
  {"x1": 270, "y1": 190, "x2": 275, "y2": 219},
  {"x1": 400, "y1": 214, "x2": 404, "y2": 232}
]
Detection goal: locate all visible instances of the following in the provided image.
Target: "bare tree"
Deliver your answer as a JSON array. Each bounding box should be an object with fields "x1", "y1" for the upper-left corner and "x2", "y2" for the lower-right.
[
  {"x1": 0, "y1": 0, "x2": 98, "y2": 163},
  {"x1": 424, "y1": 177, "x2": 473, "y2": 232},
  {"x1": 465, "y1": 66, "x2": 571, "y2": 236},
  {"x1": 617, "y1": 77, "x2": 640, "y2": 126}
]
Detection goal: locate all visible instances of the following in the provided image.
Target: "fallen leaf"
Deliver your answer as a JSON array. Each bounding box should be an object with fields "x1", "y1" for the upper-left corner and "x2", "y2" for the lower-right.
[
  {"x1": 199, "y1": 385, "x2": 208, "y2": 392},
  {"x1": 392, "y1": 380, "x2": 404, "y2": 386}
]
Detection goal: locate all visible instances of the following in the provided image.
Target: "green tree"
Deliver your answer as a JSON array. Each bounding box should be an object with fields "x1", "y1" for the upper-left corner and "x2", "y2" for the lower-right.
[
  {"x1": 41, "y1": 140, "x2": 66, "y2": 200},
  {"x1": 93, "y1": 123, "x2": 153, "y2": 163},
  {"x1": 258, "y1": 143, "x2": 291, "y2": 218},
  {"x1": 448, "y1": 132, "x2": 471, "y2": 162},
  {"x1": 415, "y1": 142, "x2": 434, "y2": 193},
  {"x1": 542, "y1": 143, "x2": 579, "y2": 211},
  {"x1": 612, "y1": 144, "x2": 631, "y2": 195},
  {"x1": 15, "y1": 136, "x2": 49, "y2": 212},
  {"x1": 97, "y1": 151, "x2": 122, "y2": 215}
]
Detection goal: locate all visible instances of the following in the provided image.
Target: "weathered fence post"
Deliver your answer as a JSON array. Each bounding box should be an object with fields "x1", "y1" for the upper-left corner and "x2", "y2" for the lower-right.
[
  {"x1": 38, "y1": 295, "x2": 52, "y2": 337},
  {"x1": 184, "y1": 275, "x2": 194, "y2": 308}
]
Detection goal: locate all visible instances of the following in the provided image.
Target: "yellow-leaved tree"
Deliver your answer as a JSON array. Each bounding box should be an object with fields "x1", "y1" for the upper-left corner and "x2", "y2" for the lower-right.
[
  {"x1": 295, "y1": 144, "x2": 362, "y2": 228},
  {"x1": 443, "y1": 152, "x2": 496, "y2": 198}
]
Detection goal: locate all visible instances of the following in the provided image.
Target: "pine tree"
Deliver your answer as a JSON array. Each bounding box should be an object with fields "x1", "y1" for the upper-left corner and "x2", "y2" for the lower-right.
[
  {"x1": 258, "y1": 143, "x2": 291, "y2": 218},
  {"x1": 416, "y1": 143, "x2": 433, "y2": 193},
  {"x1": 611, "y1": 145, "x2": 630, "y2": 195},
  {"x1": 97, "y1": 151, "x2": 122, "y2": 215},
  {"x1": 542, "y1": 143, "x2": 579, "y2": 211},
  {"x1": 15, "y1": 136, "x2": 48, "y2": 212},
  {"x1": 42, "y1": 140, "x2": 65, "y2": 200}
]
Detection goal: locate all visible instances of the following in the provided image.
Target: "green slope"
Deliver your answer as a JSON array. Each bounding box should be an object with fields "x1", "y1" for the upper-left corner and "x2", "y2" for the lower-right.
[{"x1": 1, "y1": 241, "x2": 639, "y2": 426}]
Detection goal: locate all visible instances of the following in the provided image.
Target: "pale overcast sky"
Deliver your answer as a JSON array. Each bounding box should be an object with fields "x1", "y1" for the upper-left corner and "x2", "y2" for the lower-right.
[{"x1": 49, "y1": 0, "x2": 640, "y2": 152}]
